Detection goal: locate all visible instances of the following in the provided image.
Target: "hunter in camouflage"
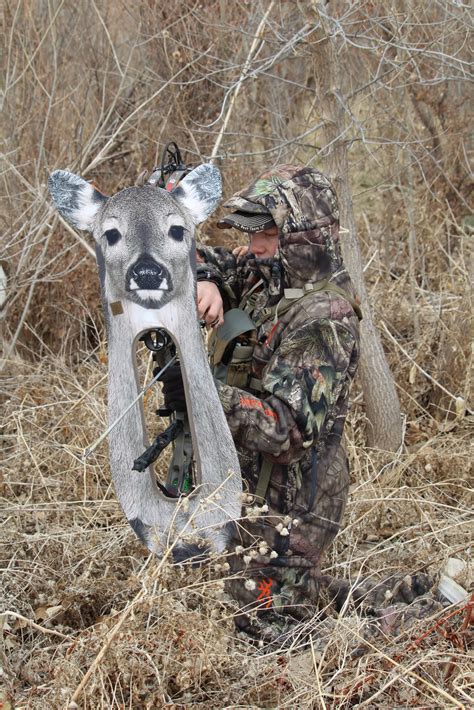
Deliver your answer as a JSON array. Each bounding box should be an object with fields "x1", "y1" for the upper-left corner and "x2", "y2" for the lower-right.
[{"x1": 195, "y1": 165, "x2": 361, "y2": 639}]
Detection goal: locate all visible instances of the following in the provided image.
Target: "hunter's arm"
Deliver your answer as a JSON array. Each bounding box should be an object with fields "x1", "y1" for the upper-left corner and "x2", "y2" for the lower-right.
[
  {"x1": 215, "y1": 308, "x2": 359, "y2": 464},
  {"x1": 196, "y1": 245, "x2": 241, "y2": 302}
]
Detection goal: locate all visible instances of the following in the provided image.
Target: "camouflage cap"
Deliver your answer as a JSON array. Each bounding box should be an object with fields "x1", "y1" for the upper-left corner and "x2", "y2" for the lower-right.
[
  {"x1": 222, "y1": 165, "x2": 339, "y2": 234},
  {"x1": 222, "y1": 195, "x2": 272, "y2": 214}
]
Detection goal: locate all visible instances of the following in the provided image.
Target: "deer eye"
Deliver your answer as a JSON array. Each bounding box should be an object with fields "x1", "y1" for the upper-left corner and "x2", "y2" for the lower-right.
[
  {"x1": 169, "y1": 225, "x2": 185, "y2": 242},
  {"x1": 104, "y1": 228, "x2": 121, "y2": 246}
]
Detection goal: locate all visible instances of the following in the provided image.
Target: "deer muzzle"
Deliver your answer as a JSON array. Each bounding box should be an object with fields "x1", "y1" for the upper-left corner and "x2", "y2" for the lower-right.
[{"x1": 127, "y1": 257, "x2": 172, "y2": 292}]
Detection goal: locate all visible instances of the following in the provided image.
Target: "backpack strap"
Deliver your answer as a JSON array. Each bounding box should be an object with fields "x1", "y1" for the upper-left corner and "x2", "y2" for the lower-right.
[
  {"x1": 254, "y1": 458, "x2": 273, "y2": 503},
  {"x1": 255, "y1": 280, "x2": 362, "y2": 326},
  {"x1": 239, "y1": 278, "x2": 264, "y2": 314}
]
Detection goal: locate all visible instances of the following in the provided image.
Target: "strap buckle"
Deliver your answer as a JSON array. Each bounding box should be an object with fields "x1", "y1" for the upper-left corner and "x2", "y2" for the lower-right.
[{"x1": 283, "y1": 288, "x2": 303, "y2": 299}]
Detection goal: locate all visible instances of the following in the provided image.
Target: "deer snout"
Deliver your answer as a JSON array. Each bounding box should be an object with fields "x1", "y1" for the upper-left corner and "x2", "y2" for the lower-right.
[{"x1": 127, "y1": 257, "x2": 171, "y2": 292}]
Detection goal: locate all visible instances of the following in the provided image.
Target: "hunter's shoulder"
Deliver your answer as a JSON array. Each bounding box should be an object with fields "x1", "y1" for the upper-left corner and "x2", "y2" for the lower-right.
[{"x1": 284, "y1": 288, "x2": 359, "y2": 328}]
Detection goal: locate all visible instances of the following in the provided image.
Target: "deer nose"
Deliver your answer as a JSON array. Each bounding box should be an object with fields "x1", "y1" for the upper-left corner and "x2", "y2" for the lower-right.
[{"x1": 130, "y1": 258, "x2": 164, "y2": 290}]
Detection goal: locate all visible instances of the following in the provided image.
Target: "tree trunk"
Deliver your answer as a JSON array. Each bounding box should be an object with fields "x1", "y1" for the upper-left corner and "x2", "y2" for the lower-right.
[{"x1": 308, "y1": 3, "x2": 403, "y2": 451}]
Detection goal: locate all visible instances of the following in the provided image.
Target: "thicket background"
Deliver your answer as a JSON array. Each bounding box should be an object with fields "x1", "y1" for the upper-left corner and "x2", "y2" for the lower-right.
[{"x1": 2, "y1": 1, "x2": 472, "y2": 708}]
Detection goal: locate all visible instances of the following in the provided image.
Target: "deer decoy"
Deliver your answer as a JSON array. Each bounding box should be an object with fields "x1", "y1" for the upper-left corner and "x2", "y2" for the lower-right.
[{"x1": 48, "y1": 163, "x2": 242, "y2": 562}]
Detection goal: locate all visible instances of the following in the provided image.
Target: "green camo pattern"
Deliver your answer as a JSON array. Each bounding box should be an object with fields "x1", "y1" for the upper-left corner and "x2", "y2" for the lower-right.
[{"x1": 197, "y1": 165, "x2": 360, "y2": 633}]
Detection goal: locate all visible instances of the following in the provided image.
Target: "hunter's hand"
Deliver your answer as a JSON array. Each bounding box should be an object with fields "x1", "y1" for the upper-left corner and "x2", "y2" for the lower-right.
[
  {"x1": 157, "y1": 362, "x2": 186, "y2": 412},
  {"x1": 197, "y1": 281, "x2": 224, "y2": 328},
  {"x1": 232, "y1": 244, "x2": 249, "y2": 261}
]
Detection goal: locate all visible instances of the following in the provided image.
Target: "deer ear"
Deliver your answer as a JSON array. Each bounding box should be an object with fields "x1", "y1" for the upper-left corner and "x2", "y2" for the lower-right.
[
  {"x1": 172, "y1": 163, "x2": 222, "y2": 224},
  {"x1": 48, "y1": 170, "x2": 108, "y2": 231}
]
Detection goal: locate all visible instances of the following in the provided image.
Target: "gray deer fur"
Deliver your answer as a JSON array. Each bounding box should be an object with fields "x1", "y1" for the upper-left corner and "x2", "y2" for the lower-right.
[{"x1": 48, "y1": 165, "x2": 242, "y2": 561}]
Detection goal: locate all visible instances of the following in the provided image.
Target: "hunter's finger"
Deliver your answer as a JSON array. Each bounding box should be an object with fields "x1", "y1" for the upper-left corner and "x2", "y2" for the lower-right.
[
  {"x1": 204, "y1": 304, "x2": 224, "y2": 327},
  {"x1": 209, "y1": 312, "x2": 224, "y2": 329},
  {"x1": 203, "y1": 306, "x2": 219, "y2": 324},
  {"x1": 212, "y1": 315, "x2": 224, "y2": 329},
  {"x1": 232, "y1": 245, "x2": 249, "y2": 261},
  {"x1": 197, "y1": 294, "x2": 212, "y2": 319}
]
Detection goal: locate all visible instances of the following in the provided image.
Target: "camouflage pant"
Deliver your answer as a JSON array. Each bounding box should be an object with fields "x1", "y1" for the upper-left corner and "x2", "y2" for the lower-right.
[{"x1": 227, "y1": 444, "x2": 350, "y2": 639}]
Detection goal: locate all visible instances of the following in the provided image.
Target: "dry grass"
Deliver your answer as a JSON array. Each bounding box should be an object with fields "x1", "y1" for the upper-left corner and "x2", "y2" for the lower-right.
[
  {"x1": 2, "y1": 305, "x2": 472, "y2": 707},
  {"x1": 2, "y1": 1, "x2": 473, "y2": 707}
]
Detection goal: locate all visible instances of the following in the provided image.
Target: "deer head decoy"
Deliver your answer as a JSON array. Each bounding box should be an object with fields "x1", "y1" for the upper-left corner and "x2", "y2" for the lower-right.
[{"x1": 48, "y1": 164, "x2": 242, "y2": 562}]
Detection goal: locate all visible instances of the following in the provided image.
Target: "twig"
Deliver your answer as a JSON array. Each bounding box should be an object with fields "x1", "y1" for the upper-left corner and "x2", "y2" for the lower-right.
[
  {"x1": 2, "y1": 611, "x2": 69, "y2": 640},
  {"x1": 84, "y1": 49, "x2": 213, "y2": 175},
  {"x1": 210, "y1": 1, "x2": 276, "y2": 161},
  {"x1": 407, "y1": 594, "x2": 473, "y2": 652},
  {"x1": 51, "y1": 372, "x2": 108, "y2": 433},
  {"x1": 57, "y1": 214, "x2": 95, "y2": 258},
  {"x1": 1, "y1": 214, "x2": 58, "y2": 369},
  {"x1": 309, "y1": 634, "x2": 327, "y2": 710},
  {"x1": 68, "y1": 589, "x2": 148, "y2": 707},
  {"x1": 4, "y1": 0, "x2": 67, "y2": 93},
  {"x1": 337, "y1": 617, "x2": 467, "y2": 709},
  {"x1": 381, "y1": 321, "x2": 464, "y2": 406},
  {"x1": 90, "y1": 0, "x2": 124, "y2": 78}
]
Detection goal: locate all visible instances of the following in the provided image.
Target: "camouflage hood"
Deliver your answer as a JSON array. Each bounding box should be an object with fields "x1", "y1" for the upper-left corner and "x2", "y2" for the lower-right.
[{"x1": 224, "y1": 165, "x2": 348, "y2": 292}]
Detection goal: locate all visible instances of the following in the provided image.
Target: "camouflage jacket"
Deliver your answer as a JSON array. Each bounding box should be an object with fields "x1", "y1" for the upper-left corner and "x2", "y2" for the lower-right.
[{"x1": 197, "y1": 166, "x2": 360, "y2": 508}]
